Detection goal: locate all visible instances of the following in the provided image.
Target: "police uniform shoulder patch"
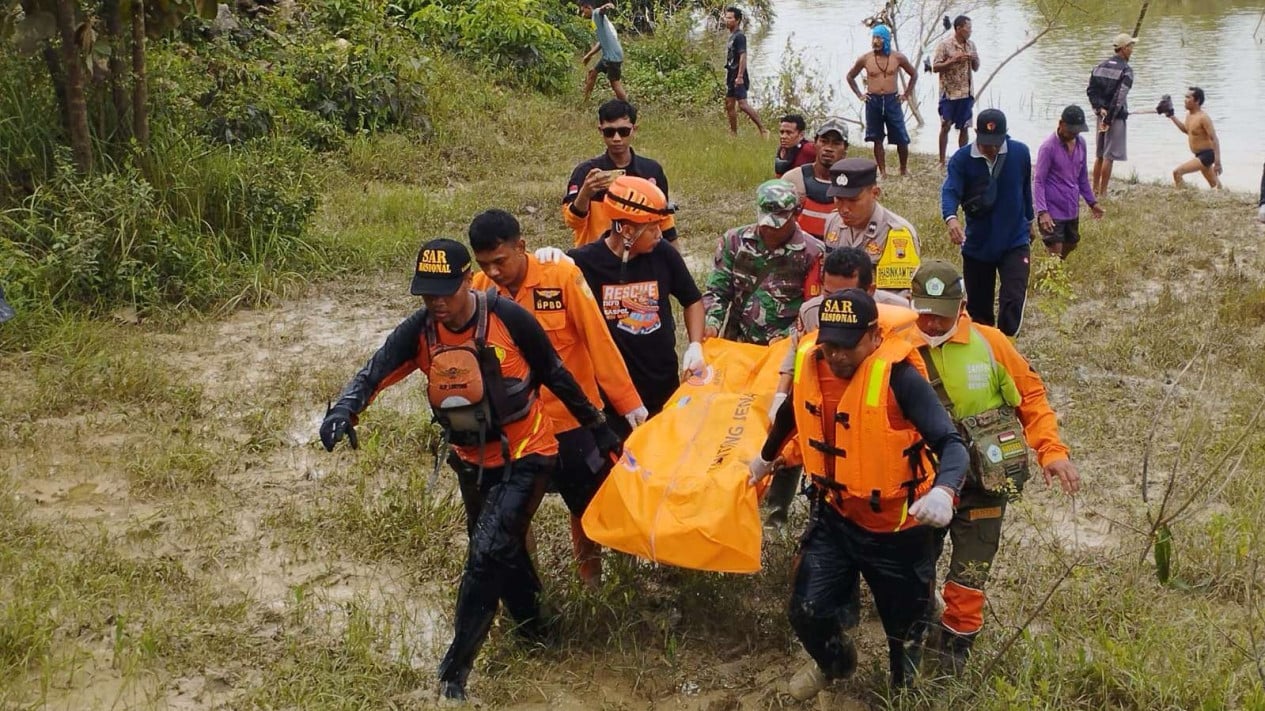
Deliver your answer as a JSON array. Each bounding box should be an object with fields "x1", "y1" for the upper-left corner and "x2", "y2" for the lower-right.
[{"x1": 534, "y1": 287, "x2": 565, "y2": 312}]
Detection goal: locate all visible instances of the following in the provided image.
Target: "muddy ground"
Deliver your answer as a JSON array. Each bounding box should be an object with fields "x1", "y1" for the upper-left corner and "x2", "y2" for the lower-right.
[{"x1": 3, "y1": 178, "x2": 1264, "y2": 710}]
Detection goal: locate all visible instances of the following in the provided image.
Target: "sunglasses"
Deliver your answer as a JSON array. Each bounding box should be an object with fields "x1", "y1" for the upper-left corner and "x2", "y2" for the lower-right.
[{"x1": 601, "y1": 126, "x2": 634, "y2": 138}]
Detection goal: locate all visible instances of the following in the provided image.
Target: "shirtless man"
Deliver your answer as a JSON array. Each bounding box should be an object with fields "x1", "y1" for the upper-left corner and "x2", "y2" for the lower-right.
[
  {"x1": 1167, "y1": 86, "x2": 1221, "y2": 189},
  {"x1": 846, "y1": 24, "x2": 917, "y2": 178}
]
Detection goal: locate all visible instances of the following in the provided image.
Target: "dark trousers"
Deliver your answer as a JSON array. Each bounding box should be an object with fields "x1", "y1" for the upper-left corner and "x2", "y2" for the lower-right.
[
  {"x1": 789, "y1": 503, "x2": 936, "y2": 685},
  {"x1": 553, "y1": 427, "x2": 609, "y2": 517},
  {"x1": 932, "y1": 486, "x2": 1007, "y2": 638},
  {"x1": 1259, "y1": 162, "x2": 1264, "y2": 206},
  {"x1": 962, "y1": 245, "x2": 1030, "y2": 337},
  {"x1": 439, "y1": 453, "x2": 552, "y2": 687}
]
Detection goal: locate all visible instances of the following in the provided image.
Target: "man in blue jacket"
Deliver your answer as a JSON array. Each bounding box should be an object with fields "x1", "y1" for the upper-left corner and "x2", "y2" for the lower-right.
[{"x1": 940, "y1": 109, "x2": 1034, "y2": 337}]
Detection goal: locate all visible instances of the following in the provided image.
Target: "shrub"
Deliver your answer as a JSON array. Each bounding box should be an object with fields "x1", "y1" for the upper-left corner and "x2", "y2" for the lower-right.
[
  {"x1": 621, "y1": 13, "x2": 723, "y2": 108},
  {"x1": 0, "y1": 136, "x2": 319, "y2": 317},
  {"x1": 395, "y1": 0, "x2": 577, "y2": 93}
]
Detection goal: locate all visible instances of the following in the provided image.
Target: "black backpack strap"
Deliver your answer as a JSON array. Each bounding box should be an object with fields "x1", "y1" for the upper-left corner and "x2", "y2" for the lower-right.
[
  {"x1": 918, "y1": 345, "x2": 956, "y2": 415},
  {"x1": 477, "y1": 290, "x2": 523, "y2": 431}
]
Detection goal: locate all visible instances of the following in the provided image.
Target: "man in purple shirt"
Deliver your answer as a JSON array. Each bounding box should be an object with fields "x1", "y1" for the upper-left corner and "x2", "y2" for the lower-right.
[{"x1": 1034, "y1": 105, "x2": 1105, "y2": 259}]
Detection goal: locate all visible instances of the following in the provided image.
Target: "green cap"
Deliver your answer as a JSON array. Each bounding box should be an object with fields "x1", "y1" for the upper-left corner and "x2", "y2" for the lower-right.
[
  {"x1": 756, "y1": 179, "x2": 800, "y2": 228},
  {"x1": 910, "y1": 260, "x2": 965, "y2": 318}
]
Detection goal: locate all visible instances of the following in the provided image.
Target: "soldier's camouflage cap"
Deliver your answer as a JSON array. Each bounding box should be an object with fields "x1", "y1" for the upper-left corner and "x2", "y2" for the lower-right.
[{"x1": 755, "y1": 179, "x2": 800, "y2": 228}]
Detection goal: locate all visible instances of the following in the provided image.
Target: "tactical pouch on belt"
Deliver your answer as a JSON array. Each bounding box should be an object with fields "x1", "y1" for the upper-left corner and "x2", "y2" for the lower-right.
[
  {"x1": 958, "y1": 405, "x2": 1028, "y2": 495},
  {"x1": 918, "y1": 346, "x2": 1029, "y2": 496}
]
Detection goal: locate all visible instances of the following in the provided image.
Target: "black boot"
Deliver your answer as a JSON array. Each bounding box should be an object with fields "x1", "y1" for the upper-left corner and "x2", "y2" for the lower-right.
[
  {"x1": 933, "y1": 626, "x2": 974, "y2": 677},
  {"x1": 763, "y1": 467, "x2": 799, "y2": 528},
  {"x1": 889, "y1": 637, "x2": 922, "y2": 688},
  {"x1": 439, "y1": 665, "x2": 470, "y2": 701}
]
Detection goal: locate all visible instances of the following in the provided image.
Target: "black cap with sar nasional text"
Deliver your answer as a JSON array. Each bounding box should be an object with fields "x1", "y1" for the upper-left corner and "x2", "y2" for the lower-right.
[
  {"x1": 817, "y1": 288, "x2": 879, "y2": 348},
  {"x1": 410, "y1": 238, "x2": 472, "y2": 296}
]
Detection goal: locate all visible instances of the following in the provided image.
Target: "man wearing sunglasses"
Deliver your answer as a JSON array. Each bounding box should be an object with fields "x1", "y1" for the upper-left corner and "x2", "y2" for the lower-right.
[{"x1": 563, "y1": 99, "x2": 678, "y2": 249}]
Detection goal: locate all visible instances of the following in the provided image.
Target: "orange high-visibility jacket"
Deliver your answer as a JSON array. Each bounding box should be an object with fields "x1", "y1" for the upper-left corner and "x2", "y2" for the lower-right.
[
  {"x1": 905, "y1": 313, "x2": 1070, "y2": 467},
  {"x1": 792, "y1": 334, "x2": 933, "y2": 531},
  {"x1": 474, "y1": 255, "x2": 643, "y2": 431}
]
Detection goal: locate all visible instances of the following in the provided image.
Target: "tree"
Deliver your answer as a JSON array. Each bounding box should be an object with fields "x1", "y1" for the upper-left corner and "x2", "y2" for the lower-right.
[{"x1": 2, "y1": 0, "x2": 213, "y2": 173}]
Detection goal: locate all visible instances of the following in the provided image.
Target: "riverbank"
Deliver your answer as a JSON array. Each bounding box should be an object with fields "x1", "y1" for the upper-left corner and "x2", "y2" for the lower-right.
[{"x1": 3, "y1": 98, "x2": 1265, "y2": 710}]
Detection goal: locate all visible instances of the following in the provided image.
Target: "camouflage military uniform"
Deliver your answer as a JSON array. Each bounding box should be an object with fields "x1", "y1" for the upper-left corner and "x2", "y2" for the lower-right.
[{"x1": 704, "y1": 224, "x2": 826, "y2": 345}]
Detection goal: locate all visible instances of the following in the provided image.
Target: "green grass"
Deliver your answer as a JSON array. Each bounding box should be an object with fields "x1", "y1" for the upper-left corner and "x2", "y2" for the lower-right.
[{"x1": 2, "y1": 91, "x2": 1264, "y2": 710}]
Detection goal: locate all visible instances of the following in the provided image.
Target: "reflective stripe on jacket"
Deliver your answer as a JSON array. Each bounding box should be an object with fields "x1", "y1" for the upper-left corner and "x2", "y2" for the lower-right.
[{"x1": 792, "y1": 335, "x2": 933, "y2": 530}]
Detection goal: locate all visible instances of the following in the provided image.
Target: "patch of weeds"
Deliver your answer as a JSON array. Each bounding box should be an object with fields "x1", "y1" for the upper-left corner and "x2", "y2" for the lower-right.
[
  {"x1": 9, "y1": 319, "x2": 203, "y2": 419},
  {"x1": 126, "y1": 427, "x2": 225, "y2": 495},
  {"x1": 240, "y1": 599, "x2": 430, "y2": 710}
]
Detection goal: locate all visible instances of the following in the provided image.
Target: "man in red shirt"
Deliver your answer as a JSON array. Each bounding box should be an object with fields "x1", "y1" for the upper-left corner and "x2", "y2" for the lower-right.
[{"x1": 775, "y1": 114, "x2": 817, "y2": 177}]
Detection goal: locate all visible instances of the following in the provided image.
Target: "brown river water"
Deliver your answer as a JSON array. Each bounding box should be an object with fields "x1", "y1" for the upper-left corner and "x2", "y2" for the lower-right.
[{"x1": 747, "y1": 0, "x2": 1265, "y2": 192}]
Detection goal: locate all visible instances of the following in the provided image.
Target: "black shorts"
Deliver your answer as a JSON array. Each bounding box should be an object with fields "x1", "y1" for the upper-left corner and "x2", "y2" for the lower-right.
[
  {"x1": 1041, "y1": 217, "x2": 1081, "y2": 246},
  {"x1": 725, "y1": 68, "x2": 749, "y2": 100},
  {"x1": 595, "y1": 59, "x2": 622, "y2": 82},
  {"x1": 1195, "y1": 148, "x2": 1215, "y2": 167},
  {"x1": 553, "y1": 426, "x2": 613, "y2": 516}
]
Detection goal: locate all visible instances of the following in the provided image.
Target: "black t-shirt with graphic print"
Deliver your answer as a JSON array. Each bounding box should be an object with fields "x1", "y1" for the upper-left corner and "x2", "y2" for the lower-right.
[{"x1": 569, "y1": 238, "x2": 702, "y2": 414}]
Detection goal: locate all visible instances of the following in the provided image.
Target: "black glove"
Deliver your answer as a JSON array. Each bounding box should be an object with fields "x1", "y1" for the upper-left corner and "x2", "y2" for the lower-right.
[
  {"x1": 590, "y1": 422, "x2": 622, "y2": 460},
  {"x1": 1156, "y1": 94, "x2": 1174, "y2": 118},
  {"x1": 320, "y1": 403, "x2": 358, "y2": 452}
]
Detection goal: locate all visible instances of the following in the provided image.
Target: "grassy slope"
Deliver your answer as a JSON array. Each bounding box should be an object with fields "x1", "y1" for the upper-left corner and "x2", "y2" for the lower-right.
[{"x1": 2, "y1": 93, "x2": 1264, "y2": 710}]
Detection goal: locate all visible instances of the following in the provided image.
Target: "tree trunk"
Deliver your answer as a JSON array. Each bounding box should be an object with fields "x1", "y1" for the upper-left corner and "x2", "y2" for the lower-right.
[
  {"x1": 103, "y1": 0, "x2": 131, "y2": 145},
  {"x1": 54, "y1": 0, "x2": 93, "y2": 173},
  {"x1": 131, "y1": 0, "x2": 150, "y2": 154},
  {"x1": 41, "y1": 44, "x2": 71, "y2": 141}
]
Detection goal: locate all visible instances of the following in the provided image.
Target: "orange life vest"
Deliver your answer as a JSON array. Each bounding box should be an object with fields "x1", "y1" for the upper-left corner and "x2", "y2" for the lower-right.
[
  {"x1": 791, "y1": 335, "x2": 933, "y2": 521},
  {"x1": 795, "y1": 164, "x2": 834, "y2": 239},
  {"x1": 425, "y1": 290, "x2": 535, "y2": 449}
]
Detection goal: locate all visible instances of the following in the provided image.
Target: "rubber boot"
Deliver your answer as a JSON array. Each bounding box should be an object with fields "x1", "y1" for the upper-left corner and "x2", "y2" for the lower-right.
[
  {"x1": 569, "y1": 516, "x2": 602, "y2": 589},
  {"x1": 888, "y1": 637, "x2": 922, "y2": 689},
  {"x1": 438, "y1": 665, "x2": 470, "y2": 702},
  {"x1": 762, "y1": 467, "x2": 799, "y2": 528},
  {"x1": 934, "y1": 626, "x2": 974, "y2": 677}
]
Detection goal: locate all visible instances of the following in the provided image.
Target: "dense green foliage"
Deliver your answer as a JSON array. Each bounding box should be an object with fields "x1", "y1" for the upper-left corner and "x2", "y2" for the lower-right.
[{"x1": 0, "y1": 0, "x2": 731, "y2": 344}]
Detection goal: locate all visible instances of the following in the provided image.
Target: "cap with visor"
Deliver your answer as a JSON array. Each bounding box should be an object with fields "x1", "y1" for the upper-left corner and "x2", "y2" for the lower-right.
[
  {"x1": 411, "y1": 238, "x2": 473, "y2": 296},
  {"x1": 817, "y1": 288, "x2": 879, "y2": 348},
  {"x1": 755, "y1": 179, "x2": 800, "y2": 228},
  {"x1": 910, "y1": 260, "x2": 965, "y2": 318}
]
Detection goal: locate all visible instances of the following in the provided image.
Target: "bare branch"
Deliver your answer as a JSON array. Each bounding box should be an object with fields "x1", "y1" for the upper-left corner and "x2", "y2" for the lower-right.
[
  {"x1": 975, "y1": 556, "x2": 1085, "y2": 684},
  {"x1": 1141, "y1": 343, "x2": 1205, "y2": 502},
  {"x1": 975, "y1": 0, "x2": 1076, "y2": 99}
]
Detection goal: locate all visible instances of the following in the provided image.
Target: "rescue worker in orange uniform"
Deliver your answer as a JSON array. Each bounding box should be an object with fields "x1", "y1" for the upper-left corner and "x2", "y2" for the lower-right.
[
  {"x1": 766, "y1": 247, "x2": 918, "y2": 526},
  {"x1": 569, "y1": 175, "x2": 707, "y2": 427},
  {"x1": 749, "y1": 289, "x2": 969, "y2": 699},
  {"x1": 906, "y1": 261, "x2": 1080, "y2": 675},
  {"x1": 468, "y1": 209, "x2": 647, "y2": 588},
  {"x1": 319, "y1": 238, "x2": 619, "y2": 702}
]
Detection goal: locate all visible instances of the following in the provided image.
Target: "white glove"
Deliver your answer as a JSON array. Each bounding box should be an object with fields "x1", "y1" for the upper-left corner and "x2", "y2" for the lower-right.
[
  {"x1": 768, "y1": 392, "x2": 788, "y2": 423},
  {"x1": 909, "y1": 487, "x2": 955, "y2": 528},
  {"x1": 534, "y1": 247, "x2": 573, "y2": 265},
  {"x1": 681, "y1": 342, "x2": 705, "y2": 376},
  {"x1": 748, "y1": 455, "x2": 775, "y2": 486},
  {"x1": 624, "y1": 405, "x2": 649, "y2": 430}
]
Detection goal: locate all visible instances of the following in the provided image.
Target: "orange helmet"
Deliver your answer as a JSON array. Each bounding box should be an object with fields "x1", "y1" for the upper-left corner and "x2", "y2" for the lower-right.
[{"x1": 604, "y1": 175, "x2": 674, "y2": 224}]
